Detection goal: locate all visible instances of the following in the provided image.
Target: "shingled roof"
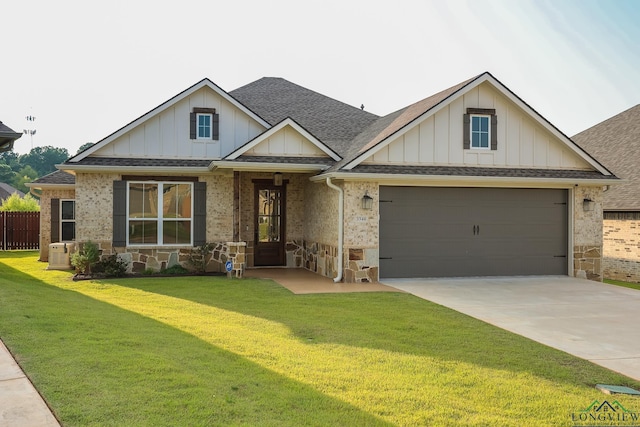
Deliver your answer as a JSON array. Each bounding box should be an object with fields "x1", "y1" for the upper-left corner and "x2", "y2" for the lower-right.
[
  {"x1": 0, "y1": 121, "x2": 22, "y2": 152},
  {"x1": 572, "y1": 104, "x2": 640, "y2": 210},
  {"x1": 230, "y1": 77, "x2": 379, "y2": 155}
]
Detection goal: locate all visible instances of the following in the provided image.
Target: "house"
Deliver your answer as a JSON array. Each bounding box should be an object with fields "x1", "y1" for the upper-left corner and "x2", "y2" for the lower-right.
[
  {"x1": 0, "y1": 182, "x2": 24, "y2": 202},
  {"x1": 28, "y1": 72, "x2": 616, "y2": 282},
  {"x1": 0, "y1": 121, "x2": 21, "y2": 152},
  {"x1": 573, "y1": 105, "x2": 640, "y2": 283}
]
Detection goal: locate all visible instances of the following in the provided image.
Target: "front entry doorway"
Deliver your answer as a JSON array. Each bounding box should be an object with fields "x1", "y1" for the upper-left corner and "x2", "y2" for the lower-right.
[{"x1": 254, "y1": 182, "x2": 286, "y2": 266}]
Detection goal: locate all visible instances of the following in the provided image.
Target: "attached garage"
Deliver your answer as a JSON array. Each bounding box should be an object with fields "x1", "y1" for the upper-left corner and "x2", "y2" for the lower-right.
[{"x1": 379, "y1": 186, "x2": 568, "y2": 278}]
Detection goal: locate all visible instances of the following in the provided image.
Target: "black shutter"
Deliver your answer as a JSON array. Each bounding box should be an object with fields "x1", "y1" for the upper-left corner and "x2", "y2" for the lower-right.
[
  {"x1": 212, "y1": 113, "x2": 219, "y2": 140},
  {"x1": 193, "y1": 181, "x2": 206, "y2": 246},
  {"x1": 113, "y1": 181, "x2": 127, "y2": 247},
  {"x1": 50, "y1": 198, "x2": 60, "y2": 243},
  {"x1": 463, "y1": 114, "x2": 470, "y2": 149},
  {"x1": 190, "y1": 112, "x2": 197, "y2": 139},
  {"x1": 491, "y1": 114, "x2": 498, "y2": 150}
]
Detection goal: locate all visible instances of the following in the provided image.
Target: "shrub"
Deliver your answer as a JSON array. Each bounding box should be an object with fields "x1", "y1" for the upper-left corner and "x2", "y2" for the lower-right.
[
  {"x1": 162, "y1": 264, "x2": 189, "y2": 275},
  {"x1": 71, "y1": 241, "x2": 100, "y2": 275},
  {"x1": 94, "y1": 254, "x2": 128, "y2": 278},
  {"x1": 188, "y1": 243, "x2": 215, "y2": 273}
]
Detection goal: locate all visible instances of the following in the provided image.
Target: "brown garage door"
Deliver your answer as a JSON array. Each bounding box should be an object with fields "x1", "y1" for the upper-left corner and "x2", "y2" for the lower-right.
[{"x1": 379, "y1": 187, "x2": 568, "y2": 278}]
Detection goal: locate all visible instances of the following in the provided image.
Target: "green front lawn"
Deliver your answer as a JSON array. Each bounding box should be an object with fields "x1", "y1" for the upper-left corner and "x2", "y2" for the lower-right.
[
  {"x1": 606, "y1": 278, "x2": 640, "y2": 291},
  {"x1": 1, "y1": 251, "x2": 639, "y2": 426}
]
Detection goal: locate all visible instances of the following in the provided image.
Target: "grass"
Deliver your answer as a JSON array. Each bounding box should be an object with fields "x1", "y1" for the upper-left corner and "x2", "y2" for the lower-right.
[
  {"x1": 605, "y1": 278, "x2": 640, "y2": 291},
  {"x1": 1, "y1": 251, "x2": 639, "y2": 426}
]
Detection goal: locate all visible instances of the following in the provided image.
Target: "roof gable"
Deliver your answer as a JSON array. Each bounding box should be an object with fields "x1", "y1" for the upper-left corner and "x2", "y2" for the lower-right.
[
  {"x1": 225, "y1": 118, "x2": 340, "y2": 161},
  {"x1": 341, "y1": 72, "x2": 612, "y2": 176},
  {"x1": 69, "y1": 78, "x2": 270, "y2": 163}
]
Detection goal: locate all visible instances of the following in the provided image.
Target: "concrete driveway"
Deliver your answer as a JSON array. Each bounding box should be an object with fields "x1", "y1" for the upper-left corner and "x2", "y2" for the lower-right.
[{"x1": 381, "y1": 276, "x2": 640, "y2": 381}]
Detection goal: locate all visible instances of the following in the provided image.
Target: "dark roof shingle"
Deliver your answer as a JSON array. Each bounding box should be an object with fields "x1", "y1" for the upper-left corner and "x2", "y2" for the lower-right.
[
  {"x1": 572, "y1": 104, "x2": 640, "y2": 210},
  {"x1": 230, "y1": 78, "x2": 379, "y2": 156}
]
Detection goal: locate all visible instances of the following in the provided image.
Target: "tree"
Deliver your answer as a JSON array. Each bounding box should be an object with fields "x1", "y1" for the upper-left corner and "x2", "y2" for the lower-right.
[
  {"x1": 0, "y1": 193, "x2": 40, "y2": 212},
  {"x1": 0, "y1": 151, "x2": 21, "y2": 172},
  {"x1": 11, "y1": 165, "x2": 38, "y2": 194},
  {"x1": 19, "y1": 146, "x2": 70, "y2": 177},
  {"x1": 77, "y1": 142, "x2": 94, "y2": 154},
  {"x1": 0, "y1": 164, "x2": 14, "y2": 183}
]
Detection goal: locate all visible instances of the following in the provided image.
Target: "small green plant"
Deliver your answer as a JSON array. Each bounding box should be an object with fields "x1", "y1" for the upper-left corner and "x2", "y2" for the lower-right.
[
  {"x1": 142, "y1": 268, "x2": 155, "y2": 276},
  {"x1": 94, "y1": 254, "x2": 128, "y2": 278},
  {"x1": 70, "y1": 241, "x2": 100, "y2": 275},
  {"x1": 162, "y1": 264, "x2": 189, "y2": 275},
  {"x1": 188, "y1": 243, "x2": 215, "y2": 273}
]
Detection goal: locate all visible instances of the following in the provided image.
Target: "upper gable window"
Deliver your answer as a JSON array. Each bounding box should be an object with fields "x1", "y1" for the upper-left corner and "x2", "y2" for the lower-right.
[
  {"x1": 197, "y1": 113, "x2": 212, "y2": 139},
  {"x1": 464, "y1": 108, "x2": 497, "y2": 151},
  {"x1": 471, "y1": 115, "x2": 490, "y2": 149},
  {"x1": 190, "y1": 107, "x2": 219, "y2": 141}
]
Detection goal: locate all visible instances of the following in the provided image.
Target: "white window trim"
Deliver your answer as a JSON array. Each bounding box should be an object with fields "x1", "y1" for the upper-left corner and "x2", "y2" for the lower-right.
[
  {"x1": 126, "y1": 181, "x2": 194, "y2": 246},
  {"x1": 470, "y1": 114, "x2": 491, "y2": 150},
  {"x1": 196, "y1": 113, "x2": 213, "y2": 140},
  {"x1": 60, "y1": 199, "x2": 76, "y2": 242}
]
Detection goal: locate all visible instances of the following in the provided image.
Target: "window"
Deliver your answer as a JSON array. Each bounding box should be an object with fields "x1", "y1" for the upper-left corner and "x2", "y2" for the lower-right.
[
  {"x1": 60, "y1": 200, "x2": 75, "y2": 241},
  {"x1": 190, "y1": 107, "x2": 219, "y2": 140},
  {"x1": 197, "y1": 113, "x2": 212, "y2": 139},
  {"x1": 471, "y1": 115, "x2": 490, "y2": 149},
  {"x1": 463, "y1": 108, "x2": 497, "y2": 150},
  {"x1": 127, "y1": 182, "x2": 193, "y2": 245}
]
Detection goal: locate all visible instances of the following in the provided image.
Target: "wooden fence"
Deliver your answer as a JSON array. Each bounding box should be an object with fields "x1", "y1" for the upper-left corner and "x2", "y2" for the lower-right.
[{"x1": 0, "y1": 211, "x2": 40, "y2": 250}]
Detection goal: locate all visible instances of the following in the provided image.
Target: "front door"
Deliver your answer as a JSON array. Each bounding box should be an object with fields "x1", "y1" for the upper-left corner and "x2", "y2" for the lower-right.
[{"x1": 254, "y1": 183, "x2": 286, "y2": 266}]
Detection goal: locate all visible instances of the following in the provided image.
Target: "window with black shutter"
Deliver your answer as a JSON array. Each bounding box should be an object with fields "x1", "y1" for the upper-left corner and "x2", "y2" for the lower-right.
[
  {"x1": 190, "y1": 108, "x2": 219, "y2": 141},
  {"x1": 463, "y1": 108, "x2": 497, "y2": 150}
]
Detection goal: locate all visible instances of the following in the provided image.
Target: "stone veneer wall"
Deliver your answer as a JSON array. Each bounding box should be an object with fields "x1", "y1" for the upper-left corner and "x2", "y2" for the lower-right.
[
  {"x1": 342, "y1": 181, "x2": 379, "y2": 283},
  {"x1": 573, "y1": 186, "x2": 604, "y2": 281},
  {"x1": 602, "y1": 214, "x2": 640, "y2": 283},
  {"x1": 38, "y1": 188, "x2": 76, "y2": 261},
  {"x1": 303, "y1": 179, "x2": 339, "y2": 279},
  {"x1": 78, "y1": 240, "x2": 245, "y2": 274}
]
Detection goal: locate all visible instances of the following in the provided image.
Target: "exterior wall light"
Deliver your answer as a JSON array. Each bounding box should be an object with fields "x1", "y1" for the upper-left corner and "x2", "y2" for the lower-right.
[
  {"x1": 583, "y1": 198, "x2": 594, "y2": 212},
  {"x1": 362, "y1": 191, "x2": 373, "y2": 210},
  {"x1": 273, "y1": 172, "x2": 283, "y2": 186}
]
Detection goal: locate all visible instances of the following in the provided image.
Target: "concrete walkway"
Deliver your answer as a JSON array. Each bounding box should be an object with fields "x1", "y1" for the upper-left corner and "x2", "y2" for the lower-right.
[
  {"x1": 244, "y1": 268, "x2": 399, "y2": 294},
  {"x1": 381, "y1": 276, "x2": 640, "y2": 381},
  {"x1": 0, "y1": 340, "x2": 60, "y2": 427}
]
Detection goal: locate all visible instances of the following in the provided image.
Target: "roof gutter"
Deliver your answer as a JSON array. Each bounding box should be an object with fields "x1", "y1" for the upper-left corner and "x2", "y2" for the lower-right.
[
  {"x1": 56, "y1": 164, "x2": 211, "y2": 175},
  {"x1": 311, "y1": 172, "x2": 620, "y2": 187},
  {"x1": 325, "y1": 177, "x2": 343, "y2": 283},
  {"x1": 211, "y1": 160, "x2": 329, "y2": 173}
]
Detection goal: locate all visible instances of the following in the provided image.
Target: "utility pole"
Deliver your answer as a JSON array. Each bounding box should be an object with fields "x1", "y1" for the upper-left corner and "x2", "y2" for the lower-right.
[{"x1": 24, "y1": 114, "x2": 36, "y2": 150}]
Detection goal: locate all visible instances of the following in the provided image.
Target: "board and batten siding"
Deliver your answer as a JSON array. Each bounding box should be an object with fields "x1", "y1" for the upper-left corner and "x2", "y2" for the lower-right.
[
  {"x1": 366, "y1": 82, "x2": 591, "y2": 170},
  {"x1": 92, "y1": 86, "x2": 266, "y2": 159},
  {"x1": 243, "y1": 126, "x2": 327, "y2": 157}
]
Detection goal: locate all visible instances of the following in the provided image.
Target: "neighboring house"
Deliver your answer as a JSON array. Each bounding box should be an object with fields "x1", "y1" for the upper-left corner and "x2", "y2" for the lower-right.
[
  {"x1": 573, "y1": 105, "x2": 640, "y2": 283},
  {"x1": 0, "y1": 121, "x2": 22, "y2": 152},
  {"x1": 0, "y1": 182, "x2": 25, "y2": 202},
  {"x1": 28, "y1": 72, "x2": 616, "y2": 282}
]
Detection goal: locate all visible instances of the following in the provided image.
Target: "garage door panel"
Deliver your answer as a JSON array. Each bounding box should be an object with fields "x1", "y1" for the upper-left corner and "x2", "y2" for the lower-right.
[{"x1": 379, "y1": 186, "x2": 568, "y2": 278}]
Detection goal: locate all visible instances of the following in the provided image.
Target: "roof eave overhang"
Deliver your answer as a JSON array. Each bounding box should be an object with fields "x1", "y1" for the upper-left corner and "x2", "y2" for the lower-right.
[
  {"x1": 25, "y1": 182, "x2": 75, "y2": 190},
  {"x1": 57, "y1": 164, "x2": 211, "y2": 175},
  {"x1": 211, "y1": 160, "x2": 329, "y2": 173},
  {"x1": 311, "y1": 171, "x2": 618, "y2": 187}
]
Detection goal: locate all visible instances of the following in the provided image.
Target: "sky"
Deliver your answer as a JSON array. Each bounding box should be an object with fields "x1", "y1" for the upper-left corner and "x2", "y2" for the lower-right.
[{"x1": 1, "y1": 0, "x2": 639, "y2": 156}]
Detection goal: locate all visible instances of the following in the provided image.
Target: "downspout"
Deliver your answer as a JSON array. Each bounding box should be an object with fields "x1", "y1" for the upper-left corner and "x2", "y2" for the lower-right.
[{"x1": 325, "y1": 177, "x2": 343, "y2": 282}]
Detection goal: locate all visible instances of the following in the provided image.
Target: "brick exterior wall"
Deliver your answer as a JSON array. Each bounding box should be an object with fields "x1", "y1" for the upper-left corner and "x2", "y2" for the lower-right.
[
  {"x1": 602, "y1": 215, "x2": 640, "y2": 283},
  {"x1": 573, "y1": 186, "x2": 604, "y2": 281},
  {"x1": 38, "y1": 188, "x2": 76, "y2": 261}
]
